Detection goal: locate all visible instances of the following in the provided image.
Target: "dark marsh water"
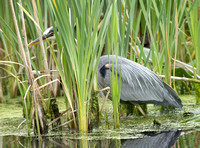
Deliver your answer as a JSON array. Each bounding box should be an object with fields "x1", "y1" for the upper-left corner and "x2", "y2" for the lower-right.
[{"x1": 0, "y1": 130, "x2": 199, "y2": 148}]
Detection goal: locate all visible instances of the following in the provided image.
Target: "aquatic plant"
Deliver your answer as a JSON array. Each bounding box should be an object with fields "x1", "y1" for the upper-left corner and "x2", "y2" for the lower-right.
[{"x1": 0, "y1": 0, "x2": 200, "y2": 136}]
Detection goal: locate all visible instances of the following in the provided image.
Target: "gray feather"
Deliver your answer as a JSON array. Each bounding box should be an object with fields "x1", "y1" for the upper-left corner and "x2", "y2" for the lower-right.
[{"x1": 97, "y1": 55, "x2": 183, "y2": 109}]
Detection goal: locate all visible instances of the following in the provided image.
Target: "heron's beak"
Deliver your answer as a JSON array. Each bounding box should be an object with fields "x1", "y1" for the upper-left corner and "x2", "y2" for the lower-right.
[
  {"x1": 28, "y1": 26, "x2": 57, "y2": 47},
  {"x1": 28, "y1": 36, "x2": 44, "y2": 47}
]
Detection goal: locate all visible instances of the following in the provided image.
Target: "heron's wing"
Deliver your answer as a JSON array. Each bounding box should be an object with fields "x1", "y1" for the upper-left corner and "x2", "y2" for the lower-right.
[{"x1": 109, "y1": 59, "x2": 165, "y2": 103}]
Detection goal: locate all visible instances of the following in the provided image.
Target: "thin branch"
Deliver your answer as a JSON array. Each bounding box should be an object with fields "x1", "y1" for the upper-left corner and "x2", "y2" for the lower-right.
[
  {"x1": 38, "y1": 79, "x2": 61, "y2": 90},
  {"x1": 48, "y1": 107, "x2": 71, "y2": 126},
  {"x1": 158, "y1": 75, "x2": 200, "y2": 83},
  {"x1": 0, "y1": 61, "x2": 25, "y2": 67},
  {"x1": 48, "y1": 119, "x2": 74, "y2": 132},
  {"x1": 17, "y1": 119, "x2": 26, "y2": 129}
]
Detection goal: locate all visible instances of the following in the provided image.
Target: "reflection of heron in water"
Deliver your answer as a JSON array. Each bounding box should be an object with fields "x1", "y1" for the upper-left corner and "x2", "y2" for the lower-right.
[
  {"x1": 29, "y1": 27, "x2": 183, "y2": 116},
  {"x1": 120, "y1": 130, "x2": 181, "y2": 148}
]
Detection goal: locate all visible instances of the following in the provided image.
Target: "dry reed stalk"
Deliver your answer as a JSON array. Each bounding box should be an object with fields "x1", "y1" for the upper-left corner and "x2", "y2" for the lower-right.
[
  {"x1": 10, "y1": 0, "x2": 48, "y2": 134},
  {"x1": 0, "y1": 79, "x2": 3, "y2": 103},
  {"x1": 31, "y1": 0, "x2": 54, "y2": 97},
  {"x1": 173, "y1": 8, "x2": 178, "y2": 89},
  {"x1": 31, "y1": 0, "x2": 61, "y2": 131},
  {"x1": 159, "y1": 75, "x2": 200, "y2": 83},
  {"x1": 165, "y1": 27, "x2": 171, "y2": 86}
]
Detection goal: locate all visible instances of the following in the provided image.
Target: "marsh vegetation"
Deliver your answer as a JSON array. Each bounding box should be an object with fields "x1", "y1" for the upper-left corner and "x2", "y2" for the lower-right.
[{"x1": 0, "y1": 0, "x2": 200, "y2": 147}]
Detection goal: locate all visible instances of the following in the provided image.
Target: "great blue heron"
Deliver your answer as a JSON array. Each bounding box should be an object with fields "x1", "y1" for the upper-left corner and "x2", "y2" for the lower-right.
[
  {"x1": 28, "y1": 27, "x2": 183, "y2": 116},
  {"x1": 97, "y1": 55, "x2": 182, "y2": 115}
]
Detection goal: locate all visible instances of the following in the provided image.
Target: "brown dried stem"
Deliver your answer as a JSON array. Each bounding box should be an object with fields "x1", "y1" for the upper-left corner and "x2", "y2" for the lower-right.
[
  {"x1": 31, "y1": 0, "x2": 54, "y2": 96},
  {"x1": 10, "y1": 0, "x2": 47, "y2": 134}
]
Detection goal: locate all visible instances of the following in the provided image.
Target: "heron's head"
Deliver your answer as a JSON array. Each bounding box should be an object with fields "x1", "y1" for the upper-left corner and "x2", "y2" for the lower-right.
[{"x1": 28, "y1": 26, "x2": 58, "y2": 47}]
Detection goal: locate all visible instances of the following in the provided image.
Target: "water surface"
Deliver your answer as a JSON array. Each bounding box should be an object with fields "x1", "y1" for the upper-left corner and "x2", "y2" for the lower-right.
[{"x1": 0, "y1": 95, "x2": 199, "y2": 147}]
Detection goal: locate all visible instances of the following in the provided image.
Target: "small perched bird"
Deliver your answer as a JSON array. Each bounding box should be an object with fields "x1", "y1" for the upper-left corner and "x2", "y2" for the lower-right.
[{"x1": 29, "y1": 27, "x2": 183, "y2": 116}]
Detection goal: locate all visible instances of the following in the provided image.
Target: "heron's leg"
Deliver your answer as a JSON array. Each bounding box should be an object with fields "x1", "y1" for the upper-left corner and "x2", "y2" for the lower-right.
[
  {"x1": 130, "y1": 102, "x2": 146, "y2": 117},
  {"x1": 98, "y1": 87, "x2": 110, "y2": 114}
]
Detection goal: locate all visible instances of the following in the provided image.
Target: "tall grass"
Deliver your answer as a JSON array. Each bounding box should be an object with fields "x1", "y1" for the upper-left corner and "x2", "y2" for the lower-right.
[
  {"x1": 47, "y1": 0, "x2": 112, "y2": 131},
  {"x1": 186, "y1": 0, "x2": 200, "y2": 103},
  {"x1": 106, "y1": 0, "x2": 137, "y2": 127}
]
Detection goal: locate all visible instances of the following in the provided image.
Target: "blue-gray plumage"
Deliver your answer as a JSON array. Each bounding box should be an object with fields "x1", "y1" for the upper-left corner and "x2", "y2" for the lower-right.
[{"x1": 97, "y1": 55, "x2": 183, "y2": 109}]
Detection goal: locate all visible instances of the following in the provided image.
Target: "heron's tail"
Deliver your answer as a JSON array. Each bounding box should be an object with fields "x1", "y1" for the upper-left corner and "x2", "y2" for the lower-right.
[{"x1": 163, "y1": 82, "x2": 183, "y2": 110}]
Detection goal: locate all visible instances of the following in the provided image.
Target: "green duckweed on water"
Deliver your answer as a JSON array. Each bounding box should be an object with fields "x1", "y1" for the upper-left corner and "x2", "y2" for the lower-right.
[
  {"x1": 0, "y1": 97, "x2": 25, "y2": 135},
  {"x1": 0, "y1": 95, "x2": 199, "y2": 148},
  {"x1": 0, "y1": 95, "x2": 199, "y2": 140}
]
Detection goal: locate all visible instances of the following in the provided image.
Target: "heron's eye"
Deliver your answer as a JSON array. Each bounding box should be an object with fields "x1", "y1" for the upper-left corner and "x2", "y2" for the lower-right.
[{"x1": 99, "y1": 65, "x2": 109, "y2": 78}]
